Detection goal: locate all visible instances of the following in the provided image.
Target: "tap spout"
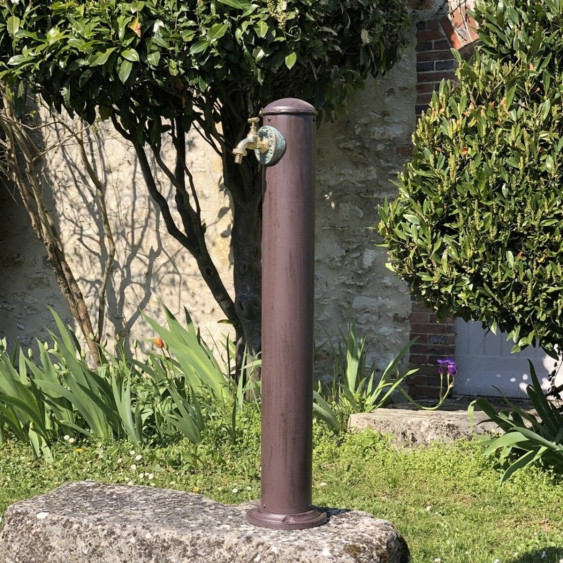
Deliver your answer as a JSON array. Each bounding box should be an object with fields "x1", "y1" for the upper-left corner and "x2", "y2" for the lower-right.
[
  {"x1": 233, "y1": 117, "x2": 269, "y2": 164},
  {"x1": 233, "y1": 134, "x2": 258, "y2": 164}
]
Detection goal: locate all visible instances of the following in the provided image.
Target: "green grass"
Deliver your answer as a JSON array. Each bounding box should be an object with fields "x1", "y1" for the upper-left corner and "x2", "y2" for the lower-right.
[{"x1": 1, "y1": 414, "x2": 562, "y2": 563}]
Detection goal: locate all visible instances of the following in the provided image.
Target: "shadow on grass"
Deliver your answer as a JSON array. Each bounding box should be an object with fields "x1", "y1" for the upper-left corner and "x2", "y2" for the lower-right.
[{"x1": 508, "y1": 546, "x2": 563, "y2": 563}]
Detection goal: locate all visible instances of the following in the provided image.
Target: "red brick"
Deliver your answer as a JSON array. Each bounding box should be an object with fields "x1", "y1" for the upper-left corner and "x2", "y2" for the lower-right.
[
  {"x1": 417, "y1": 29, "x2": 446, "y2": 42},
  {"x1": 417, "y1": 61, "x2": 436, "y2": 73},
  {"x1": 416, "y1": 83, "x2": 439, "y2": 93},
  {"x1": 436, "y1": 59, "x2": 456, "y2": 71},
  {"x1": 417, "y1": 71, "x2": 457, "y2": 83},
  {"x1": 416, "y1": 40, "x2": 434, "y2": 52},
  {"x1": 433, "y1": 39, "x2": 452, "y2": 50},
  {"x1": 410, "y1": 333, "x2": 429, "y2": 344},
  {"x1": 440, "y1": 15, "x2": 463, "y2": 50},
  {"x1": 411, "y1": 300, "x2": 433, "y2": 313},
  {"x1": 422, "y1": 375, "x2": 444, "y2": 387},
  {"x1": 427, "y1": 334, "x2": 455, "y2": 346},
  {"x1": 406, "y1": 375, "x2": 430, "y2": 387},
  {"x1": 466, "y1": 15, "x2": 480, "y2": 41},
  {"x1": 409, "y1": 312, "x2": 431, "y2": 324},
  {"x1": 410, "y1": 323, "x2": 454, "y2": 335},
  {"x1": 414, "y1": 366, "x2": 442, "y2": 376},
  {"x1": 450, "y1": 7, "x2": 465, "y2": 29},
  {"x1": 409, "y1": 354, "x2": 429, "y2": 366},
  {"x1": 417, "y1": 50, "x2": 455, "y2": 63},
  {"x1": 410, "y1": 343, "x2": 447, "y2": 356},
  {"x1": 417, "y1": 93, "x2": 434, "y2": 106},
  {"x1": 397, "y1": 146, "x2": 413, "y2": 157},
  {"x1": 408, "y1": 386, "x2": 441, "y2": 399},
  {"x1": 424, "y1": 20, "x2": 443, "y2": 32}
]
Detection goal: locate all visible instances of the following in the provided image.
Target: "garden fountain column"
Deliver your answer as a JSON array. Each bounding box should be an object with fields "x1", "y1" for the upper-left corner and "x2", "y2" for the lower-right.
[{"x1": 239, "y1": 98, "x2": 327, "y2": 530}]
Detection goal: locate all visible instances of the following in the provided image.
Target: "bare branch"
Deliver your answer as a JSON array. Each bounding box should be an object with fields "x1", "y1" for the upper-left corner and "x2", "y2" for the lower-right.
[
  {"x1": 75, "y1": 122, "x2": 116, "y2": 341},
  {"x1": 0, "y1": 93, "x2": 101, "y2": 364},
  {"x1": 131, "y1": 140, "x2": 197, "y2": 254}
]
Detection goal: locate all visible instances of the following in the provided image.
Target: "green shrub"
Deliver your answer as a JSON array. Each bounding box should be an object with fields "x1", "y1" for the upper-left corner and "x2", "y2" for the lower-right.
[
  {"x1": 470, "y1": 361, "x2": 563, "y2": 482},
  {"x1": 378, "y1": 0, "x2": 563, "y2": 356}
]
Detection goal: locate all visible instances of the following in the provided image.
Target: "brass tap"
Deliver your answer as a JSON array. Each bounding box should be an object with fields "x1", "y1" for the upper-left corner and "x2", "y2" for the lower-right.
[{"x1": 233, "y1": 117, "x2": 270, "y2": 164}]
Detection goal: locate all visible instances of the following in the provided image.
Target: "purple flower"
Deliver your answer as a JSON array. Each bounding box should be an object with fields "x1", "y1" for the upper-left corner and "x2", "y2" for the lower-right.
[{"x1": 437, "y1": 358, "x2": 457, "y2": 376}]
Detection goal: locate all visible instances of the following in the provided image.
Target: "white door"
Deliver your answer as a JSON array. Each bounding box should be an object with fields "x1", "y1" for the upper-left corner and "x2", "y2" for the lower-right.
[{"x1": 454, "y1": 319, "x2": 562, "y2": 398}]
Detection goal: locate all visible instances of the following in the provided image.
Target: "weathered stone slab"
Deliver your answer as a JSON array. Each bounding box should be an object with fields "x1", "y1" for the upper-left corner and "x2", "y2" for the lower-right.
[
  {"x1": 0, "y1": 481, "x2": 410, "y2": 563},
  {"x1": 349, "y1": 408, "x2": 500, "y2": 447}
]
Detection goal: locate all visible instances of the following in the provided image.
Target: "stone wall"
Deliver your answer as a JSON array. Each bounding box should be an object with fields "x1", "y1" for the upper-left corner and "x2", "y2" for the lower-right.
[
  {"x1": 0, "y1": 29, "x2": 418, "y2": 377},
  {"x1": 0, "y1": 183, "x2": 69, "y2": 349},
  {"x1": 315, "y1": 41, "x2": 416, "y2": 375}
]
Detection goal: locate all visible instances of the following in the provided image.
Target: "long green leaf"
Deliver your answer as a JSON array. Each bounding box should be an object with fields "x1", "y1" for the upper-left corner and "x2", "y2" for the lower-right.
[
  {"x1": 526, "y1": 361, "x2": 562, "y2": 436},
  {"x1": 143, "y1": 307, "x2": 228, "y2": 401},
  {"x1": 0, "y1": 394, "x2": 50, "y2": 441},
  {"x1": 0, "y1": 404, "x2": 28, "y2": 442},
  {"x1": 166, "y1": 386, "x2": 203, "y2": 443},
  {"x1": 111, "y1": 374, "x2": 141, "y2": 444},
  {"x1": 217, "y1": 0, "x2": 251, "y2": 9},
  {"x1": 483, "y1": 431, "x2": 528, "y2": 456},
  {"x1": 313, "y1": 391, "x2": 341, "y2": 433},
  {"x1": 501, "y1": 448, "x2": 542, "y2": 483}
]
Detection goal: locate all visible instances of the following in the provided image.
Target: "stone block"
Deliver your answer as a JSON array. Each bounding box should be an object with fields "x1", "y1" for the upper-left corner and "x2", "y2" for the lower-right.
[
  {"x1": 0, "y1": 481, "x2": 411, "y2": 563},
  {"x1": 349, "y1": 408, "x2": 501, "y2": 446}
]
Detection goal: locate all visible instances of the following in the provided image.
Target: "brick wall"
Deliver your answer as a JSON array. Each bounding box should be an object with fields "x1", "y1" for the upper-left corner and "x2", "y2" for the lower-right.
[{"x1": 408, "y1": 6, "x2": 477, "y2": 398}]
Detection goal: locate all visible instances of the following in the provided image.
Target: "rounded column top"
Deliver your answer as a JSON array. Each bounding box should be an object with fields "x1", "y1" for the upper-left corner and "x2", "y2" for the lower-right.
[{"x1": 260, "y1": 98, "x2": 317, "y2": 117}]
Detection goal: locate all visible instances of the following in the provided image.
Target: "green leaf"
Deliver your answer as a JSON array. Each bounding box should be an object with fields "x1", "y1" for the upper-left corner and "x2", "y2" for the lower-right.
[
  {"x1": 147, "y1": 51, "x2": 160, "y2": 66},
  {"x1": 7, "y1": 54, "x2": 34, "y2": 66},
  {"x1": 208, "y1": 23, "x2": 229, "y2": 41},
  {"x1": 7, "y1": 16, "x2": 20, "y2": 36},
  {"x1": 78, "y1": 70, "x2": 93, "y2": 88},
  {"x1": 89, "y1": 47, "x2": 116, "y2": 67},
  {"x1": 121, "y1": 49, "x2": 140, "y2": 63},
  {"x1": 99, "y1": 106, "x2": 113, "y2": 120},
  {"x1": 217, "y1": 0, "x2": 251, "y2": 9},
  {"x1": 190, "y1": 40, "x2": 210, "y2": 55},
  {"x1": 285, "y1": 52, "x2": 297, "y2": 70},
  {"x1": 118, "y1": 60, "x2": 133, "y2": 83},
  {"x1": 501, "y1": 449, "x2": 541, "y2": 483},
  {"x1": 256, "y1": 20, "x2": 268, "y2": 39},
  {"x1": 313, "y1": 391, "x2": 341, "y2": 433}
]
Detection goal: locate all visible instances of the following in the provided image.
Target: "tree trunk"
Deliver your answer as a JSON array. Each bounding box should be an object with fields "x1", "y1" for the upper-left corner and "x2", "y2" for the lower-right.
[
  {"x1": 221, "y1": 111, "x2": 263, "y2": 359},
  {"x1": 231, "y1": 187, "x2": 262, "y2": 357}
]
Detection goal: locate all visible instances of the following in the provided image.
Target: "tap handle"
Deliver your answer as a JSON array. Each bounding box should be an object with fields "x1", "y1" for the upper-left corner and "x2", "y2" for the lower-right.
[{"x1": 248, "y1": 117, "x2": 260, "y2": 132}]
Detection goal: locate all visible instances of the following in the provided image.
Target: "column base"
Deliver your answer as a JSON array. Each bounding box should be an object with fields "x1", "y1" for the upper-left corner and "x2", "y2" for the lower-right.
[{"x1": 246, "y1": 506, "x2": 327, "y2": 530}]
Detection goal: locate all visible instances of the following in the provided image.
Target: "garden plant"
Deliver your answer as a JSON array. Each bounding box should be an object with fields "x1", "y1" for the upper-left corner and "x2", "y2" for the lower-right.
[
  {"x1": 379, "y1": 0, "x2": 563, "y2": 359},
  {"x1": 379, "y1": 0, "x2": 563, "y2": 478}
]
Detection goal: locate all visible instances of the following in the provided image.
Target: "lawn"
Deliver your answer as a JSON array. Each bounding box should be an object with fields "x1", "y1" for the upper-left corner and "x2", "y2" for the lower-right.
[{"x1": 1, "y1": 412, "x2": 562, "y2": 563}]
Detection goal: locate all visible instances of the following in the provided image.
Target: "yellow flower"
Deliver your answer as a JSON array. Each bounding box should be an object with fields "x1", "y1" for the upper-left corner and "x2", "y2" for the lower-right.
[
  {"x1": 192, "y1": 486, "x2": 200, "y2": 493},
  {"x1": 74, "y1": 448, "x2": 83, "y2": 453},
  {"x1": 129, "y1": 19, "x2": 142, "y2": 37}
]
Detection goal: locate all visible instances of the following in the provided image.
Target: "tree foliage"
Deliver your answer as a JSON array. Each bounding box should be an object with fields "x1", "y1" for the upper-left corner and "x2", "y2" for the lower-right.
[
  {"x1": 0, "y1": 0, "x2": 410, "y2": 357},
  {"x1": 379, "y1": 0, "x2": 563, "y2": 355},
  {"x1": 0, "y1": 0, "x2": 409, "y2": 133}
]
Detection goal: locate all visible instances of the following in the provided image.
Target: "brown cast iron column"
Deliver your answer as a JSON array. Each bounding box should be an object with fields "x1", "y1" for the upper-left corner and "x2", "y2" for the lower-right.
[{"x1": 246, "y1": 99, "x2": 327, "y2": 530}]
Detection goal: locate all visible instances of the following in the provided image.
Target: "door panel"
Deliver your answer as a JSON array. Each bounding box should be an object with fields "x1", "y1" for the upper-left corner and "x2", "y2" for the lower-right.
[{"x1": 454, "y1": 319, "x2": 561, "y2": 398}]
